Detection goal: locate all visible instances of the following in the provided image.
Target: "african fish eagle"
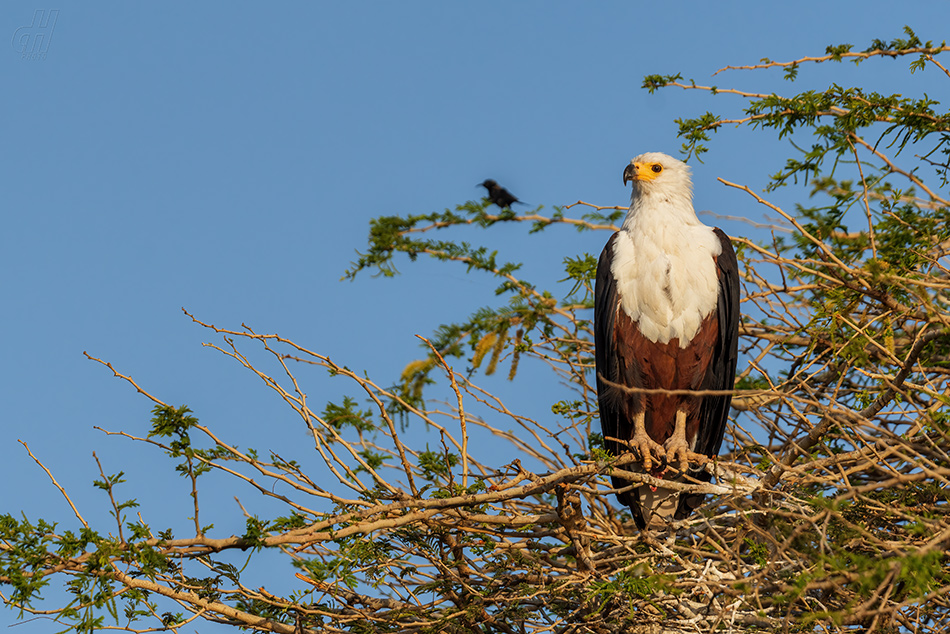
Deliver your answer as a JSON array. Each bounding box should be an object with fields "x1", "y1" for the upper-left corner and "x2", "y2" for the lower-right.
[{"x1": 594, "y1": 152, "x2": 739, "y2": 529}]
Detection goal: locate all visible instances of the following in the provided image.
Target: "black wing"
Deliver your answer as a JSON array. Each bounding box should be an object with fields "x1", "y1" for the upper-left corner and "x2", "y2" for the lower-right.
[
  {"x1": 675, "y1": 227, "x2": 740, "y2": 518},
  {"x1": 594, "y1": 233, "x2": 623, "y2": 457},
  {"x1": 594, "y1": 233, "x2": 644, "y2": 520},
  {"x1": 493, "y1": 186, "x2": 520, "y2": 208}
]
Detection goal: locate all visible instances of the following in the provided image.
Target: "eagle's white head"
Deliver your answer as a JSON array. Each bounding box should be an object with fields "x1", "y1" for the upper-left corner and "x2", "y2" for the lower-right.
[
  {"x1": 623, "y1": 152, "x2": 693, "y2": 203},
  {"x1": 622, "y1": 152, "x2": 698, "y2": 229}
]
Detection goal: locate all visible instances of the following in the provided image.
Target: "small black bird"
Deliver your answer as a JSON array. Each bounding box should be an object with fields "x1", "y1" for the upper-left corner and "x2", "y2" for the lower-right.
[{"x1": 479, "y1": 179, "x2": 523, "y2": 209}]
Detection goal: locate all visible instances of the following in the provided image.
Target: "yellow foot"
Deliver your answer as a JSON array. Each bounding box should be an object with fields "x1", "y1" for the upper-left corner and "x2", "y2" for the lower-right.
[
  {"x1": 630, "y1": 433, "x2": 665, "y2": 472},
  {"x1": 664, "y1": 436, "x2": 691, "y2": 472}
]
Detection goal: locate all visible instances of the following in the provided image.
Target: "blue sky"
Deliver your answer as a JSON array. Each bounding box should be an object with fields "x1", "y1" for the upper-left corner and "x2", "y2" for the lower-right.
[{"x1": 3, "y1": 2, "x2": 949, "y2": 629}]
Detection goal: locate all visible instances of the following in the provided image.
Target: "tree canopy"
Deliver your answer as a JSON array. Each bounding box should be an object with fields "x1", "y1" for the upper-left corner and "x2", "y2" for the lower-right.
[{"x1": 5, "y1": 27, "x2": 950, "y2": 634}]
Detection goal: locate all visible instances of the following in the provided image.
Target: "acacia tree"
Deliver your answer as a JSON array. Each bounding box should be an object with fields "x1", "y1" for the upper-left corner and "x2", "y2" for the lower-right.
[{"x1": 4, "y1": 28, "x2": 950, "y2": 633}]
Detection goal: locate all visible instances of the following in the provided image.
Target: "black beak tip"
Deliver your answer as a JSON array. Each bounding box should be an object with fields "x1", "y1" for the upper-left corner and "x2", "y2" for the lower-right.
[{"x1": 622, "y1": 164, "x2": 635, "y2": 186}]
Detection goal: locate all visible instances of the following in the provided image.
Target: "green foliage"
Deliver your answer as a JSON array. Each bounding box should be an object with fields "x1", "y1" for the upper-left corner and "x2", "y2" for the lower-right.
[
  {"x1": 356, "y1": 448, "x2": 390, "y2": 472},
  {"x1": 343, "y1": 200, "x2": 528, "y2": 283},
  {"x1": 417, "y1": 446, "x2": 459, "y2": 481},
  {"x1": 561, "y1": 253, "x2": 598, "y2": 298},
  {"x1": 148, "y1": 404, "x2": 198, "y2": 442},
  {"x1": 641, "y1": 73, "x2": 683, "y2": 94},
  {"x1": 297, "y1": 535, "x2": 396, "y2": 589},
  {"x1": 741, "y1": 537, "x2": 770, "y2": 566},
  {"x1": 865, "y1": 26, "x2": 930, "y2": 56},
  {"x1": 0, "y1": 514, "x2": 56, "y2": 608},
  {"x1": 322, "y1": 396, "x2": 375, "y2": 438},
  {"x1": 826, "y1": 43, "x2": 854, "y2": 61},
  {"x1": 242, "y1": 516, "x2": 270, "y2": 550},
  {"x1": 583, "y1": 568, "x2": 677, "y2": 623},
  {"x1": 674, "y1": 111, "x2": 721, "y2": 160}
]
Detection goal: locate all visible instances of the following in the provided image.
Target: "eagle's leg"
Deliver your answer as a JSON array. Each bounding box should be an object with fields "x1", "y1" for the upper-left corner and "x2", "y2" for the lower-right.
[
  {"x1": 629, "y1": 410, "x2": 665, "y2": 472},
  {"x1": 664, "y1": 409, "x2": 690, "y2": 471}
]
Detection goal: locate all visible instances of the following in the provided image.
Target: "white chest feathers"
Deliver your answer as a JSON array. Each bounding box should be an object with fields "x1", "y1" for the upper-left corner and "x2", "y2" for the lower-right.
[{"x1": 611, "y1": 224, "x2": 722, "y2": 347}]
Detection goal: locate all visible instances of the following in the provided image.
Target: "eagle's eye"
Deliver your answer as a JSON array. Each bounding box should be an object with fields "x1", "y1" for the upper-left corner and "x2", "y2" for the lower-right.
[{"x1": 651, "y1": 164, "x2": 662, "y2": 174}]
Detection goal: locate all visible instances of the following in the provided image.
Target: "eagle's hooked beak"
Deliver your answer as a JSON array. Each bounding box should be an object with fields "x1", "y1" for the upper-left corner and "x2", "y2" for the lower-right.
[{"x1": 622, "y1": 163, "x2": 637, "y2": 186}]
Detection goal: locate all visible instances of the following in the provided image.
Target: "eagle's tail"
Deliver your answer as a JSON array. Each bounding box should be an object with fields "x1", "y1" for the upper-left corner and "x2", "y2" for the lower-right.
[
  {"x1": 639, "y1": 484, "x2": 681, "y2": 527},
  {"x1": 620, "y1": 466, "x2": 711, "y2": 530}
]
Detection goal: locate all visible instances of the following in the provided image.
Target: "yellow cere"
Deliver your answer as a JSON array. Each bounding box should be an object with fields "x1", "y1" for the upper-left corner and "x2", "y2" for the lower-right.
[{"x1": 633, "y1": 162, "x2": 663, "y2": 182}]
